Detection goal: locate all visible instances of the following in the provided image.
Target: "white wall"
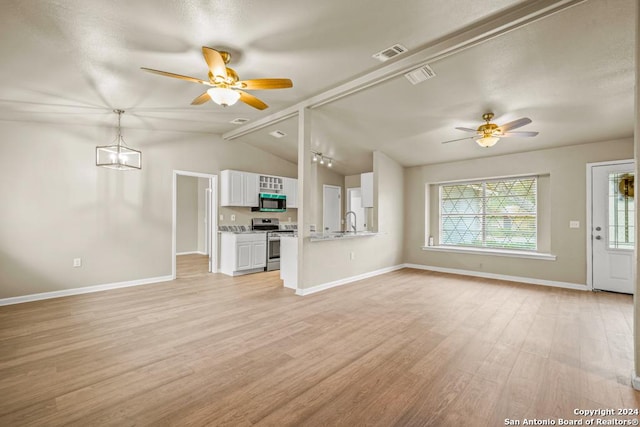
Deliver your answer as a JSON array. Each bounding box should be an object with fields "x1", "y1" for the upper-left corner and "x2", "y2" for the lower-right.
[
  {"x1": 404, "y1": 138, "x2": 633, "y2": 285},
  {"x1": 300, "y1": 151, "x2": 404, "y2": 288},
  {"x1": 0, "y1": 121, "x2": 297, "y2": 299}
]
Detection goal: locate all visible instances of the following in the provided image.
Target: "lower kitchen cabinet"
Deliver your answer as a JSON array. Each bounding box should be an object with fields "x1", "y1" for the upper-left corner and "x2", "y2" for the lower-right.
[{"x1": 220, "y1": 232, "x2": 267, "y2": 276}]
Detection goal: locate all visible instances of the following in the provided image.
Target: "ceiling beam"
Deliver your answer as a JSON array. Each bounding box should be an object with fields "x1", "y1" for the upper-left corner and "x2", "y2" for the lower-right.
[{"x1": 223, "y1": 0, "x2": 586, "y2": 141}]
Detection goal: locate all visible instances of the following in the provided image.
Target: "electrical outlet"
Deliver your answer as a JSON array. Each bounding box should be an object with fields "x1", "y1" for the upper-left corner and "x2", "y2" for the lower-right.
[
  {"x1": 219, "y1": 214, "x2": 224, "y2": 221},
  {"x1": 569, "y1": 220, "x2": 580, "y2": 229},
  {"x1": 73, "y1": 258, "x2": 82, "y2": 268},
  {"x1": 288, "y1": 217, "x2": 291, "y2": 223},
  {"x1": 350, "y1": 251, "x2": 355, "y2": 260},
  {"x1": 231, "y1": 214, "x2": 236, "y2": 222}
]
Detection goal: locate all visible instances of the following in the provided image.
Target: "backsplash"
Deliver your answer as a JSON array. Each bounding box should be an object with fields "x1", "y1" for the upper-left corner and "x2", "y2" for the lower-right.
[{"x1": 218, "y1": 206, "x2": 298, "y2": 227}]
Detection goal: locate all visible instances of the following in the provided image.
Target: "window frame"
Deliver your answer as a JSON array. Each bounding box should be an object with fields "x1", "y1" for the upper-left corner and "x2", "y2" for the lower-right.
[{"x1": 438, "y1": 175, "x2": 538, "y2": 252}]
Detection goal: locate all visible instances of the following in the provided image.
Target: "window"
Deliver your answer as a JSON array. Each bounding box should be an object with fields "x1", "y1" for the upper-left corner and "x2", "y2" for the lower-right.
[{"x1": 440, "y1": 176, "x2": 537, "y2": 250}]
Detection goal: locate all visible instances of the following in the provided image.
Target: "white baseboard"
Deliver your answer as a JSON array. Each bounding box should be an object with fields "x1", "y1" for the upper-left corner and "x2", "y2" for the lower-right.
[
  {"x1": 295, "y1": 264, "x2": 405, "y2": 296},
  {"x1": 176, "y1": 251, "x2": 208, "y2": 256},
  {"x1": 404, "y1": 263, "x2": 587, "y2": 291},
  {"x1": 632, "y1": 372, "x2": 640, "y2": 391},
  {"x1": 0, "y1": 275, "x2": 174, "y2": 306}
]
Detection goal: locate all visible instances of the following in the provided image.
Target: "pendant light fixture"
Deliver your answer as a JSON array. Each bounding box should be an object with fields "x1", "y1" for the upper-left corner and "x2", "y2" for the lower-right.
[{"x1": 96, "y1": 110, "x2": 142, "y2": 170}]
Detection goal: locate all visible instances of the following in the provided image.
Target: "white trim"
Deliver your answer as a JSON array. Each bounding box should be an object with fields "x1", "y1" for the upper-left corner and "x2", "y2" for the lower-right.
[
  {"x1": 421, "y1": 245, "x2": 556, "y2": 260},
  {"x1": 173, "y1": 170, "x2": 219, "y2": 279},
  {"x1": 585, "y1": 159, "x2": 634, "y2": 291},
  {"x1": 404, "y1": 263, "x2": 586, "y2": 291},
  {"x1": 295, "y1": 265, "x2": 405, "y2": 296},
  {"x1": 223, "y1": 0, "x2": 584, "y2": 141},
  {"x1": 0, "y1": 275, "x2": 173, "y2": 306},
  {"x1": 632, "y1": 372, "x2": 640, "y2": 391},
  {"x1": 176, "y1": 251, "x2": 208, "y2": 256}
]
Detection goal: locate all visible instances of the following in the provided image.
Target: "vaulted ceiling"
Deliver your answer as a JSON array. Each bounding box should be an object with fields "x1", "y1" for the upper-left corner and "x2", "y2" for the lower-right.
[{"x1": 1, "y1": 0, "x2": 635, "y2": 175}]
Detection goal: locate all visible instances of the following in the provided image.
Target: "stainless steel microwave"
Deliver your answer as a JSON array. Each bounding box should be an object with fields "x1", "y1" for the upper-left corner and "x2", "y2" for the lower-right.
[{"x1": 252, "y1": 193, "x2": 287, "y2": 212}]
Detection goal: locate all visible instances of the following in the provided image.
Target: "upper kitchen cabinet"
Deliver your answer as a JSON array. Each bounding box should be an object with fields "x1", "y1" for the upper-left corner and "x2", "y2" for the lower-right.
[
  {"x1": 244, "y1": 173, "x2": 259, "y2": 207},
  {"x1": 283, "y1": 177, "x2": 298, "y2": 209},
  {"x1": 221, "y1": 170, "x2": 259, "y2": 207},
  {"x1": 361, "y1": 172, "x2": 374, "y2": 208}
]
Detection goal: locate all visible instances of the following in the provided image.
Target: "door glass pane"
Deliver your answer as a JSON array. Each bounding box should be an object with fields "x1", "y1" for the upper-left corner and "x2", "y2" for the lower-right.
[{"x1": 608, "y1": 172, "x2": 634, "y2": 249}]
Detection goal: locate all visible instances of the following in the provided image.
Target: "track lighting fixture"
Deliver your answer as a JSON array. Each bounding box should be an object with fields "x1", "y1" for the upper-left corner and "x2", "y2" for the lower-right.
[{"x1": 311, "y1": 151, "x2": 333, "y2": 169}]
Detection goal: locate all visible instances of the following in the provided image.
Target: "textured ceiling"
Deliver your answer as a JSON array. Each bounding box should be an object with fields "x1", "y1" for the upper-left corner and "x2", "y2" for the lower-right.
[{"x1": 0, "y1": 0, "x2": 635, "y2": 175}]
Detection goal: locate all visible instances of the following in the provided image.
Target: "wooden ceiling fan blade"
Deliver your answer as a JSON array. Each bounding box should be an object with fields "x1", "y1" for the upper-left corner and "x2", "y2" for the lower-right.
[
  {"x1": 236, "y1": 79, "x2": 293, "y2": 90},
  {"x1": 237, "y1": 90, "x2": 268, "y2": 110},
  {"x1": 441, "y1": 136, "x2": 476, "y2": 144},
  {"x1": 141, "y1": 67, "x2": 210, "y2": 85},
  {"x1": 498, "y1": 117, "x2": 532, "y2": 132},
  {"x1": 191, "y1": 92, "x2": 211, "y2": 105},
  {"x1": 202, "y1": 47, "x2": 227, "y2": 78},
  {"x1": 455, "y1": 127, "x2": 479, "y2": 133},
  {"x1": 500, "y1": 131, "x2": 539, "y2": 137}
]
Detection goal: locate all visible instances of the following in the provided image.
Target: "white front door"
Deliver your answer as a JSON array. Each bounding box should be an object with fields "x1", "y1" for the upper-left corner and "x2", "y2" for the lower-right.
[
  {"x1": 591, "y1": 161, "x2": 635, "y2": 294},
  {"x1": 323, "y1": 185, "x2": 341, "y2": 232}
]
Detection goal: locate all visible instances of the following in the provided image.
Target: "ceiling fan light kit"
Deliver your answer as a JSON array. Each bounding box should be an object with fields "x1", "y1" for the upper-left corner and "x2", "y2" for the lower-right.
[
  {"x1": 96, "y1": 110, "x2": 141, "y2": 170},
  {"x1": 476, "y1": 136, "x2": 500, "y2": 148},
  {"x1": 141, "y1": 47, "x2": 293, "y2": 110},
  {"x1": 442, "y1": 112, "x2": 539, "y2": 147},
  {"x1": 207, "y1": 87, "x2": 240, "y2": 107}
]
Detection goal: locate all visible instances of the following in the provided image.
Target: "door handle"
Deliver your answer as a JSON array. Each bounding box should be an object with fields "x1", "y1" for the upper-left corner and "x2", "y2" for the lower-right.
[{"x1": 594, "y1": 235, "x2": 602, "y2": 240}]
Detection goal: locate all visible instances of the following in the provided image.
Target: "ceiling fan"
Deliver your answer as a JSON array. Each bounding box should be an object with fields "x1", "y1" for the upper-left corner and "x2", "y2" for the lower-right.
[
  {"x1": 141, "y1": 47, "x2": 293, "y2": 110},
  {"x1": 441, "y1": 113, "x2": 538, "y2": 147}
]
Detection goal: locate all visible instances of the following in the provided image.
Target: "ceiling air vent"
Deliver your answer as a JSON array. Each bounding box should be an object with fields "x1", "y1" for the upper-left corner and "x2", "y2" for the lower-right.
[
  {"x1": 372, "y1": 44, "x2": 408, "y2": 62},
  {"x1": 230, "y1": 117, "x2": 250, "y2": 125},
  {"x1": 269, "y1": 130, "x2": 287, "y2": 138},
  {"x1": 404, "y1": 64, "x2": 436, "y2": 85}
]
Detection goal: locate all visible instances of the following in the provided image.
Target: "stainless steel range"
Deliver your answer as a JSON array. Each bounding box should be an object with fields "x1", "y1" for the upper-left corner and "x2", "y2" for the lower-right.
[{"x1": 251, "y1": 218, "x2": 295, "y2": 271}]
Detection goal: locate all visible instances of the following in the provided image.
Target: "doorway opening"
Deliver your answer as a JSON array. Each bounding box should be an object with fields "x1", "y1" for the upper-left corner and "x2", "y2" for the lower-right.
[
  {"x1": 587, "y1": 159, "x2": 635, "y2": 294},
  {"x1": 172, "y1": 170, "x2": 218, "y2": 279},
  {"x1": 323, "y1": 184, "x2": 342, "y2": 232},
  {"x1": 346, "y1": 187, "x2": 366, "y2": 232}
]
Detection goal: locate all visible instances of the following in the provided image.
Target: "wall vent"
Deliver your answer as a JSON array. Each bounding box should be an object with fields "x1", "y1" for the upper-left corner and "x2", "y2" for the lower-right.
[
  {"x1": 372, "y1": 44, "x2": 407, "y2": 62},
  {"x1": 404, "y1": 64, "x2": 436, "y2": 85},
  {"x1": 230, "y1": 117, "x2": 250, "y2": 124},
  {"x1": 269, "y1": 130, "x2": 287, "y2": 138}
]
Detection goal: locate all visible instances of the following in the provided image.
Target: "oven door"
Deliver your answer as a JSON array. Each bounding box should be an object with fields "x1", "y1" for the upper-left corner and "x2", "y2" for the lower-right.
[
  {"x1": 268, "y1": 236, "x2": 281, "y2": 260},
  {"x1": 266, "y1": 235, "x2": 281, "y2": 271}
]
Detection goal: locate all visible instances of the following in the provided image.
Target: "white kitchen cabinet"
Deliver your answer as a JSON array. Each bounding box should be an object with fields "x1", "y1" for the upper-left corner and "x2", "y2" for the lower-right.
[
  {"x1": 220, "y1": 232, "x2": 267, "y2": 276},
  {"x1": 361, "y1": 172, "x2": 374, "y2": 208},
  {"x1": 220, "y1": 170, "x2": 260, "y2": 207},
  {"x1": 244, "y1": 172, "x2": 259, "y2": 207},
  {"x1": 283, "y1": 177, "x2": 298, "y2": 209}
]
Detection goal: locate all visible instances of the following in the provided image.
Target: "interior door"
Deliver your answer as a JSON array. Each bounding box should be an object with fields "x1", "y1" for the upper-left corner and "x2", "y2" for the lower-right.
[
  {"x1": 591, "y1": 162, "x2": 635, "y2": 294},
  {"x1": 323, "y1": 185, "x2": 341, "y2": 232}
]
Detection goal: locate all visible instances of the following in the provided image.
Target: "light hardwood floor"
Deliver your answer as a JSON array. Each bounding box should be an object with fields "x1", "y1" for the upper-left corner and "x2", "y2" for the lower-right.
[
  {"x1": 177, "y1": 254, "x2": 209, "y2": 279},
  {"x1": 0, "y1": 267, "x2": 638, "y2": 426}
]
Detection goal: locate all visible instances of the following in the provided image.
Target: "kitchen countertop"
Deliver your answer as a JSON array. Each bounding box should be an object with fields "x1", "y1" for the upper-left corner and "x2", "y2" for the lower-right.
[{"x1": 309, "y1": 231, "x2": 379, "y2": 242}]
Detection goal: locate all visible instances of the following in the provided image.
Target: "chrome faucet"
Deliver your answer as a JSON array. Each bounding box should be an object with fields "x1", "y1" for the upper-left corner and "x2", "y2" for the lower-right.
[{"x1": 345, "y1": 211, "x2": 357, "y2": 233}]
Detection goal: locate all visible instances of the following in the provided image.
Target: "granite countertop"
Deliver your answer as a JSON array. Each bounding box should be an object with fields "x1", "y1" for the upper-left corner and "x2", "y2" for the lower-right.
[{"x1": 309, "y1": 231, "x2": 379, "y2": 242}]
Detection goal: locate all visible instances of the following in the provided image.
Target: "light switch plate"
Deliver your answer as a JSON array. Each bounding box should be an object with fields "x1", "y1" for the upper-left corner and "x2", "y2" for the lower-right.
[{"x1": 569, "y1": 220, "x2": 580, "y2": 229}]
